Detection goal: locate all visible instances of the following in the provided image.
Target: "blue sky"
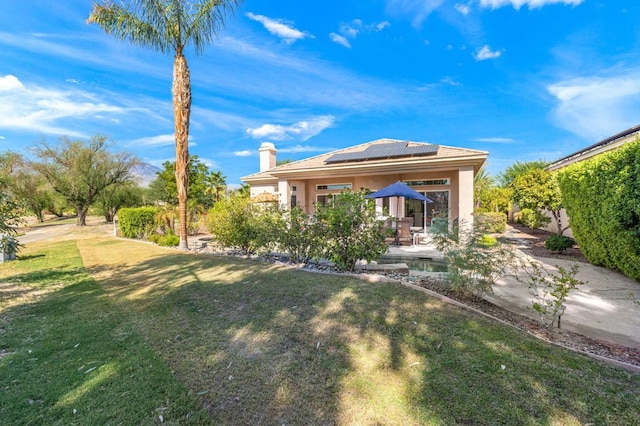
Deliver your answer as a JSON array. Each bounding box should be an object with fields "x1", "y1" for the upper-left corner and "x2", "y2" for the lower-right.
[{"x1": 1, "y1": 0, "x2": 640, "y2": 185}]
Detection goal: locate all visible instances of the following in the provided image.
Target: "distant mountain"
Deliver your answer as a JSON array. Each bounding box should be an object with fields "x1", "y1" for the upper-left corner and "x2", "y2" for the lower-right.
[{"x1": 131, "y1": 162, "x2": 161, "y2": 187}]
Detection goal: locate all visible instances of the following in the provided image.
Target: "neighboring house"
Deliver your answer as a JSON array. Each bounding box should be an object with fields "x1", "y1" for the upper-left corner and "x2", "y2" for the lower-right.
[
  {"x1": 545, "y1": 124, "x2": 640, "y2": 237},
  {"x1": 241, "y1": 138, "x2": 488, "y2": 228}
]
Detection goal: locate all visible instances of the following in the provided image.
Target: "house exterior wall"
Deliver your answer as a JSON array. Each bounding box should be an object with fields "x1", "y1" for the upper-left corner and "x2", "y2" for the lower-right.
[
  {"x1": 242, "y1": 140, "x2": 488, "y2": 230},
  {"x1": 297, "y1": 171, "x2": 458, "y2": 219},
  {"x1": 250, "y1": 184, "x2": 277, "y2": 198}
]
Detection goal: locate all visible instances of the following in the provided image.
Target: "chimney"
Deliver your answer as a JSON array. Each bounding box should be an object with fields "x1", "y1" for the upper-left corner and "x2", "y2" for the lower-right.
[{"x1": 259, "y1": 142, "x2": 276, "y2": 172}]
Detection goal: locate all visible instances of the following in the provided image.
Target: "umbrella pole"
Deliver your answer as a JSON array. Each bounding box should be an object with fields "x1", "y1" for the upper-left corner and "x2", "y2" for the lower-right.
[{"x1": 395, "y1": 196, "x2": 399, "y2": 245}]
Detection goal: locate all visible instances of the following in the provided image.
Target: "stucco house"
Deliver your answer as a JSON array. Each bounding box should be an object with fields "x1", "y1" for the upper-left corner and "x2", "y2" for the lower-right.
[
  {"x1": 545, "y1": 124, "x2": 640, "y2": 237},
  {"x1": 241, "y1": 138, "x2": 488, "y2": 228}
]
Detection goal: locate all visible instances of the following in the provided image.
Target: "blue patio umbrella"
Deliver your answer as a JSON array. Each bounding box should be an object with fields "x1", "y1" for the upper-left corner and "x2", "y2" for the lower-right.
[{"x1": 366, "y1": 181, "x2": 434, "y2": 229}]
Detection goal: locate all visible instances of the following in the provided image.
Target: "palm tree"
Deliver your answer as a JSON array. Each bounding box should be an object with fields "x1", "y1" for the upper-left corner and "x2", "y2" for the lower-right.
[
  {"x1": 204, "y1": 170, "x2": 227, "y2": 203},
  {"x1": 88, "y1": 0, "x2": 241, "y2": 249}
]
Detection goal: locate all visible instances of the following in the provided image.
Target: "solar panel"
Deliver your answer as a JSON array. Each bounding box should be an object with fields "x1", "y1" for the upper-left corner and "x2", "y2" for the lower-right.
[{"x1": 325, "y1": 142, "x2": 439, "y2": 164}]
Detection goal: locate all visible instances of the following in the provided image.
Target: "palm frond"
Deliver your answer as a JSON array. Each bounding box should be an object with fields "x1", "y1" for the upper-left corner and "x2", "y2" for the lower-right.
[
  {"x1": 185, "y1": 0, "x2": 241, "y2": 55},
  {"x1": 88, "y1": 1, "x2": 170, "y2": 53}
]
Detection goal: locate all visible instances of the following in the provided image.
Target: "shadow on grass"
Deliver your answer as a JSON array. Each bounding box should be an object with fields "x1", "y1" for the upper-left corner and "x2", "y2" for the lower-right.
[
  {"x1": 84, "y1": 248, "x2": 640, "y2": 425},
  {"x1": 0, "y1": 246, "x2": 211, "y2": 424},
  {"x1": 15, "y1": 254, "x2": 46, "y2": 261}
]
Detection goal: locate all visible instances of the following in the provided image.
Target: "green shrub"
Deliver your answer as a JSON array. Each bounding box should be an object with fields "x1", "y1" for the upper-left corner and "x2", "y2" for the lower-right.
[
  {"x1": 273, "y1": 206, "x2": 322, "y2": 264},
  {"x1": 118, "y1": 207, "x2": 158, "y2": 239},
  {"x1": 519, "y1": 208, "x2": 550, "y2": 230},
  {"x1": 158, "y1": 234, "x2": 180, "y2": 247},
  {"x1": 432, "y1": 219, "x2": 517, "y2": 297},
  {"x1": 557, "y1": 139, "x2": 640, "y2": 280},
  {"x1": 206, "y1": 195, "x2": 275, "y2": 254},
  {"x1": 0, "y1": 234, "x2": 21, "y2": 259},
  {"x1": 478, "y1": 234, "x2": 498, "y2": 247},
  {"x1": 147, "y1": 233, "x2": 162, "y2": 244},
  {"x1": 545, "y1": 235, "x2": 575, "y2": 253},
  {"x1": 474, "y1": 212, "x2": 506, "y2": 233},
  {"x1": 523, "y1": 261, "x2": 585, "y2": 328},
  {"x1": 314, "y1": 190, "x2": 387, "y2": 272}
]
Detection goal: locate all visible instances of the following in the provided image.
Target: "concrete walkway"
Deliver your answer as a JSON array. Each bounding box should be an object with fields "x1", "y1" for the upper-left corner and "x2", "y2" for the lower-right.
[
  {"x1": 385, "y1": 240, "x2": 640, "y2": 350},
  {"x1": 490, "y1": 255, "x2": 640, "y2": 350}
]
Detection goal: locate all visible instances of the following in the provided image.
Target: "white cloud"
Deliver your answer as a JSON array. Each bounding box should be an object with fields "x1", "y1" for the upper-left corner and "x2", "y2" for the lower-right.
[
  {"x1": 234, "y1": 150, "x2": 253, "y2": 157},
  {"x1": 376, "y1": 21, "x2": 391, "y2": 31},
  {"x1": 386, "y1": 0, "x2": 446, "y2": 27},
  {"x1": 198, "y1": 157, "x2": 221, "y2": 170},
  {"x1": 130, "y1": 134, "x2": 175, "y2": 146},
  {"x1": 0, "y1": 75, "x2": 24, "y2": 91},
  {"x1": 208, "y1": 35, "x2": 415, "y2": 112},
  {"x1": 473, "y1": 137, "x2": 515, "y2": 143},
  {"x1": 329, "y1": 32, "x2": 351, "y2": 48},
  {"x1": 455, "y1": 3, "x2": 471, "y2": 15},
  {"x1": 246, "y1": 13, "x2": 312, "y2": 44},
  {"x1": 547, "y1": 72, "x2": 640, "y2": 140},
  {"x1": 340, "y1": 22, "x2": 360, "y2": 38},
  {"x1": 246, "y1": 116, "x2": 335, "y2": 141},
  {"x1": 0, "y1": 74, "x2": 134, "y2": 137},
  {"x1": 441, "y1": 77, "x2": 461, "y2": 86},
  {"x1": 330, "y1": 19, "x2": 390, "y2": 48},
  {"x1": 473, "y1": 45, "x2": 503, "y2": 61},
  {"x1": 479, "y1": 0, "x2": 583, "y2": 9}
]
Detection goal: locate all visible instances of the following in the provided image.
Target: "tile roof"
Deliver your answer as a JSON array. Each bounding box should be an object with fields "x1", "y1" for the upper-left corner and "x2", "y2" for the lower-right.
[{"x1": 242, "y1": 138, "x2": 488, "y2": 182}]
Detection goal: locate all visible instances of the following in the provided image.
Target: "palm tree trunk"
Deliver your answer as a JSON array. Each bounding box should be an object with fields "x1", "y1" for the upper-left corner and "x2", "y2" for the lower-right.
[{"x1": 173, "y1": 51, "x2": 192, "y2": 249}]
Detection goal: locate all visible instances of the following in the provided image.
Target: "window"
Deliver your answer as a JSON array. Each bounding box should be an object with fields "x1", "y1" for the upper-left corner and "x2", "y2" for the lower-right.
[
  {"x1": 404, "y1": 179, "x2": 450, "y2": 186},
  {"x1": 291, "y1": 195, "x2": 297, "y2": 208},
  {"x1": 291, "y1": 185, "x2": 297, "y2": 191},
  {"x1": 316, "y1": 183, "x2": 352, "y2": 191}
]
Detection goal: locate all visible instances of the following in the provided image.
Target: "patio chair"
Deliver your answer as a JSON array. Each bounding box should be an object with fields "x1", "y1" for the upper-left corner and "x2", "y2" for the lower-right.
[{"x1": 396, "y1": 218, "x2": 413, "y2": 246}]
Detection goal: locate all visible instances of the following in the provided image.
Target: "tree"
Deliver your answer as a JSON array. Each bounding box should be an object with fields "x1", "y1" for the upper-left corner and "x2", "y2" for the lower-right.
[
  {"x1": 96, "y1": 182, "x2": 144, "y2": 223},
  {"x1": 0, "y1": 152, "x2": 53, "y2": 223},
  {"x1": 89, "y1": 0, "x2": 241, "y2": 249},
  {"x1": 498, "y1": 160, "x2": 549, "y2": 187},
  {"x1": 148, "y1": 155, "x2": 225, "y2": 209},
  {"x1": 32, "y1": 136, "x2": 138, "y2": 226},
  {"x1": 474, "y1": 167, "x2": 495, "y2": 211},
  {"x1": 203, "y1": 170, "x2": 227, "y2": 203},
  {"x1": 0, "y1": 179, "x2": 22, "y2": 236},
  {"x1": 510, "y1": 169, "x2": 567, "y2": 235}
]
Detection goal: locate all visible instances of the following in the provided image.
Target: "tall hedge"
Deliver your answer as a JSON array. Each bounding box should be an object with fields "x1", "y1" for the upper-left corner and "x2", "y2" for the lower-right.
[
  {"x1": 556, "y1": 140, "x2": 640, "y2": 281},
  {"x1": 118, "y1": 206, "x2": 158, "y2": 239}
]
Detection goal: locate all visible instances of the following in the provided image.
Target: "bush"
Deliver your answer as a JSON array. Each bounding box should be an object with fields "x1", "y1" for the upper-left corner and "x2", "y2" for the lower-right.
[
  {"x1": 518, "y1": 208, "x2": 551, "y2": 230},
  {"x1": 523, "y1": 261, "x2": 585, "y2": 328},
  {"x1": 157, "y1": 233, "x2": 180, "y2": 247},
  {"x1": 273, "y1": 206, "x2": 322, "y2": 264},
  {"x1": 474, "y1": 212, "x2": 506, "y2": 233},
  {"x1": 545, "y1": 235, "x2": 575, "y2": 253},
  {"x1": 477, "y1": 234, "x2": 498, "y2": 247},
  {"x1": 557, "y1": 139, "x2": 640, "y2": 280},
  {"x1": 432, "y1": 219, "x2": 517, "y2": 297},
  {"x1": 0, "y1": 234, "x2": 21, "y2": 259},
  {"x1": 148, "y1": 233, "x2": 162, "y2": 244},
  {"x1": 314, "y1": 190, "x2": 387, "y2": 271},
  {"x1": 206, "y1": 196, "x2": 275, "y2": 254},
  {"x1": 118, "y1": 207, "x2": 158, "y2": 239}
]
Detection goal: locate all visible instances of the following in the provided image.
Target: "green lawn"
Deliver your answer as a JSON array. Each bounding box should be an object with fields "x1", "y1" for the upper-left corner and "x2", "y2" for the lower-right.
[{"x1": 1, "y1": 235, "x2": 639, "y2": 425}]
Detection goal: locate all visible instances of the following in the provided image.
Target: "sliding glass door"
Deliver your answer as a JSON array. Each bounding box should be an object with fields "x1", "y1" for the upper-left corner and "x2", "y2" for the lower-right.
[{"x1": 405, "y1": 191, "x2": 449, "y2": 228}]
